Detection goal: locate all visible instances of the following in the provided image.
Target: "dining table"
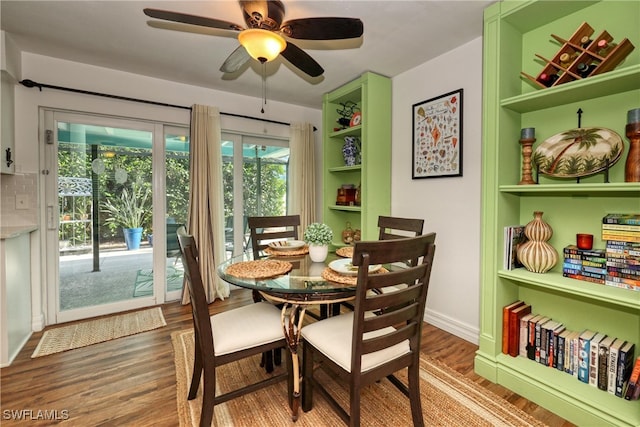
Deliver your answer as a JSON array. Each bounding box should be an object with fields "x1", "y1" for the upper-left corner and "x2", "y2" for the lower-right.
[{"x1": 217, "y1": 245, "x2": 362, "y2": 421}]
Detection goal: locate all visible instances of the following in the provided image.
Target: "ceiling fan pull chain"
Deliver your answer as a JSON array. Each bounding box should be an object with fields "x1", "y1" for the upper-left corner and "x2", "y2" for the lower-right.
[{"x1": 261, "y1": 62, "x2": 267, "y2": 114}]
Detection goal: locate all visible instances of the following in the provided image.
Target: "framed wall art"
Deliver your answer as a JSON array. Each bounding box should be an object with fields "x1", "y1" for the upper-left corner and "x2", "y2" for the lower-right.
[{"x1": 412, "y1": 88, "x2": 463, "y2": 179}]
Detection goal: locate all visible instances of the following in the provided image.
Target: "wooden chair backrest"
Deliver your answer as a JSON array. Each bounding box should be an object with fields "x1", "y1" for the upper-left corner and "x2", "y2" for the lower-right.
[
  {"x1": 247, "y1": 215, "x2": 301, "y2": 259},
  {"x1": 377, "y1": 216, "x2": 424, "y2": 240},
  {"x1": 177, "y1": 233, "x2": 215, "y2": 361},
  {"x1": 350, "y1": 233, "x2": 436, "y2": 374}
]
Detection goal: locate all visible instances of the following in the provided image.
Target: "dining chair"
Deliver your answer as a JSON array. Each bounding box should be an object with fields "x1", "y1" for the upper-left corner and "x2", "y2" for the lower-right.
[
  {"x1": 247, "y1": 214, "x2": 301, "y2": 258},
  {"x1": 301, "y1": 232, "x2": 437, "y2": 427},
  {"x1": 247, "y1": 214, "x2": 301, "y2": 373},
  {"x1": 177, "y1": 231, "x2": 291, "y2": 427},
  {"x1": 378, "y1": 215, "x2": 424, "y2": 241}
]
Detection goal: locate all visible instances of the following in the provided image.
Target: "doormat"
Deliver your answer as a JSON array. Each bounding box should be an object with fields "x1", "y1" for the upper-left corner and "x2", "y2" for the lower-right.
[
  {"x1": 31, "y1": 307, "x2": 166, "y2": 358},
  {"x1": 133, "y1": 266, "x2": 184, "y2": 297}
]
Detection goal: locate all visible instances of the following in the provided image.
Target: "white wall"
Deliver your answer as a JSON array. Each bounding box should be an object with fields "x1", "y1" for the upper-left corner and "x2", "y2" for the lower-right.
[{"x1": 392, "y1": 37, "x2": 483, "y2": 344}]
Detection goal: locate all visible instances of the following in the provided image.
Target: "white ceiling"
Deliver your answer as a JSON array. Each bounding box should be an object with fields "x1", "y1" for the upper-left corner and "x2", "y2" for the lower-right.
[{"x1": 1, "y1": 0, "x2": 495, "y2": 109}]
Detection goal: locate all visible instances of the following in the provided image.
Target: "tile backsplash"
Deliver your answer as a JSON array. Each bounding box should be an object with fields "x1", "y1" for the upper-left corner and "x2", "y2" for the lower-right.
[{"x1": 1, "y1": 173, "x2": 38, "y2": 226}]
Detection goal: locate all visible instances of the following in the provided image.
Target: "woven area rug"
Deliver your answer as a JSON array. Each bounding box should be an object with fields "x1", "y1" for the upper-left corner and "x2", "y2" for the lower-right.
[
  {"x1": 172, "y1": 329, "x2": 547, "y2": 427},
  {"x1": 32, "y1": 307, "x2": 166, "y2": 358}
]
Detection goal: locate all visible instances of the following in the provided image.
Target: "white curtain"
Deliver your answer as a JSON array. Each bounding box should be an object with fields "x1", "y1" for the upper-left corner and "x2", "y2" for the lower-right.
[
  {"x1": 182, "y1": 105, "x2": 229, "y2": 304},
  {"x1": 289, "y1": 122, "x2": 317, "y2": 231}
]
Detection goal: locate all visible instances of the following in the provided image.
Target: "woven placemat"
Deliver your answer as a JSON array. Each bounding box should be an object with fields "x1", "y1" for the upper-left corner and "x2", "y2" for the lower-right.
[
  {"x1": 321, "y1": 266, "x2": 389, "y2": 285},
  {"x1": 225, "y1": 259, "x2": 293, "y2": 279},
  {"x1": 336, "y1": 246, "x2": 354, "y2": 258},
  {"x1": 264, "y1": 246, "x2": 309, "y2": 257}
]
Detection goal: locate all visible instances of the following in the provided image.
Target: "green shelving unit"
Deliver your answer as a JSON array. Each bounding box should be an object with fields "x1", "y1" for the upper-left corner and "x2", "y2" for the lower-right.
[
  {"x1": 475, "y1": 1, "x2": 640, "y2": 426},
  {"x1": 322, "y1": 72, "x2": 391, "y2": 248}
]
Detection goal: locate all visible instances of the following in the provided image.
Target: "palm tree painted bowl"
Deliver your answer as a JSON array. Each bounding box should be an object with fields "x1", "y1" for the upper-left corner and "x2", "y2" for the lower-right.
[{"x1": 532, "y1": 127, "x2": 623, "y2": 178}]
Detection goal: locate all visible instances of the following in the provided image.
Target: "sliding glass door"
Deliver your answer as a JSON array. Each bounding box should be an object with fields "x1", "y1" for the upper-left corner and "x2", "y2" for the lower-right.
[{"x1": 42, "y1": 110, "x2": 188, "y2": 324}]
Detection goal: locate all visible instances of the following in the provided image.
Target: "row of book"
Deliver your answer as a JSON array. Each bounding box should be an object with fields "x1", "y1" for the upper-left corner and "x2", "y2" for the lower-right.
[
  {"x1": 502, "y1": 300, "x2": 639, "y2": 400},
  {"x1": 603, "y1": 213, "x2": 640, "y2": 291}
]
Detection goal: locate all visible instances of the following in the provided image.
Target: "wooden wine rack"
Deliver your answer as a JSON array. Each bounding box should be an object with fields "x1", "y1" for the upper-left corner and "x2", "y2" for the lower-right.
[{"x1": 521, "y1": 22, "x2": 635, "y2": 89}]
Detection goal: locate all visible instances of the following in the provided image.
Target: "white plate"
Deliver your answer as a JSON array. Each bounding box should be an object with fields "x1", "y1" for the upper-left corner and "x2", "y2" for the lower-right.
[
  {"x1": 328, "y1": 258, "x2": 381, "y2": 276},
  {"x1": 268, "y1": 240, "x2": 305, "y2": 251}
]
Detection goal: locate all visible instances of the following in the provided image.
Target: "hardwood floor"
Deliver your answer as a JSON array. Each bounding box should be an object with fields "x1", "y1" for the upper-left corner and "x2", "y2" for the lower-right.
[{"x1": 1, "y1": 289, "x2": 574, "y2": 426}]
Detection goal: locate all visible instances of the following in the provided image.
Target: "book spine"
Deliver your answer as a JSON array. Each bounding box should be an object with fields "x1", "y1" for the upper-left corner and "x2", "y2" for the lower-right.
[
  {"x1": 589, "y1": 335, "x2": 605, "y2": 387},
  {"x1": 572, "y1": 334, "x2": 580, "y2": 377},
  {"x1": 519, "y1": 315, "x2": 531, "y2": 358},
  {"x1": 616, "y1": 344, "x2": 635, "y2": 397},
  {"x1": 578, "y1": 337, "x2": 590, "y2": 383},
  {"x1": 557, "y1": 333, "x2": 565, "y2": 371},
  {"x1": 601, "y1": 229, "x2": 640, "y2": 237},
  {"x1": 608, "y1": 342, "x2": 621, "y2": 394},
  {"x1": 540, "y1": 325, "x2": 550, "y2": 365},
  {"x1": 598, "y1": 342, "x2": 610, "y2": 390},
  {"x1": 602, "y1": 224, "x2": 640, "y2": 232},
  {"x1": 527, "y1": 317, "x2": 537, "y2": 360},
  {"x1": 603, "y1": 214, "x2": 640, "y2": 225},
  {"x1": 509, "y1": 305, "x2": 531, "y2": 357},
  {"x1": 603, "y1": 234, "x2": 640, "y2": 243},
  {"x1": 607, "y1": 270, "x2": 640, "y2": 280},
  {"x1": 624, "y1": 356, "x2": 640, "y2": 400}
]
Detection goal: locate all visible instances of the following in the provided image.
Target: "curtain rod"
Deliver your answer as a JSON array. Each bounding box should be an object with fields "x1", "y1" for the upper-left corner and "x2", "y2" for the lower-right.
[{"x1": 19, "y1": 79, "x2": 316, "y2": 130}]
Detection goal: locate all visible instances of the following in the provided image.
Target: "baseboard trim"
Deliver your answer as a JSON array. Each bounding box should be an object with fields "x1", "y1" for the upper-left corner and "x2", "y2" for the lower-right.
[{"x1": 424, "y1": 309, "x2": 479, "y2": 345}]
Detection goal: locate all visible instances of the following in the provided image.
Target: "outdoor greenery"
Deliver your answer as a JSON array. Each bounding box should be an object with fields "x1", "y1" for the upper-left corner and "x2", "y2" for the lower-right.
[
  {"x1": 100, "y1": 178, "x2": 151, "y2": 229},
  {"x1": 58, "y1": 139, "x2": 287, "y2": 248},
  {"x1": 303, "y1": 223, "x2": 333, "y2": 246}
]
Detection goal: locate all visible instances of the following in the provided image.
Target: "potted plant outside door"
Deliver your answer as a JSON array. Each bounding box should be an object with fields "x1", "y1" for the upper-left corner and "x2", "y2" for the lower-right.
[{"x1": 101, "y1": 180, "x2": 151, "y2": 250}]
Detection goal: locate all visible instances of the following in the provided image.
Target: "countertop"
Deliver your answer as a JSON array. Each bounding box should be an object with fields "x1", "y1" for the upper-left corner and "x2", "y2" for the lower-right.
[{"x1": 0, "y1": 225, "x2": 38, "y2": 240}]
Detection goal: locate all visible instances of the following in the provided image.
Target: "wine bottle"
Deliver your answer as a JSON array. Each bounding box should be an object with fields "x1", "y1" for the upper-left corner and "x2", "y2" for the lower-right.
[
  {"x1": 559, "y1": 52, "x2": 574, "y2": 68},
  {"x1": 576, "y1": 62, "x2": 597, "y2": 78},
  {"x1": 580, "y1": 35, "x2": 592, "y2": 48},
  {"x1": 596, "y1": 39, "x2": 615, "y2": 57},
  {"x1": 538, "y1": 72, "x2": 559, "y2": 87}
]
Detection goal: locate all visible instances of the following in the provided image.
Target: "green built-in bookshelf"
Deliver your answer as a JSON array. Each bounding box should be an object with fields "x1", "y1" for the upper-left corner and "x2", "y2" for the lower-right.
[
  {"x1": 475, "y1": 1, "x2": 640, "y2": 426},
  {"x1": 322, "y1": 72, "x2": 391, "y2": 247}
]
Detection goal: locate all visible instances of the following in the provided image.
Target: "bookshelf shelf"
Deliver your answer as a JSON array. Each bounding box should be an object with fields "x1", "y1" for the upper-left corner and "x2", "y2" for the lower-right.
[
  {"x1": 495, "y1": 354, "x2": 636, "y2": 427},
  {"x1": 498, "y1": 269, "x2": 640, "y2": 311},
  {"x1": 476, "y1": 1, "x2": 640, "y2": 425},
  {"x1": 327, "y1": 205, "x2": 361, "y2": 212},
  {"x1": 500, "y1": 182, "x2": 640, "y2": 196},
  {"x1": 328, "y1": 165, "x2": 362, "y2": 173}
]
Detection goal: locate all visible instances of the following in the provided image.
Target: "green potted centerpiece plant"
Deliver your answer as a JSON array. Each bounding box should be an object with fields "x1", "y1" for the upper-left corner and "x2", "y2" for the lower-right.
[
  {"x1": 101, "y1": 180, "x2": 151, "y2": 250},
  {"x1": 303, "y1": 222, "x2": 333, "y2": 262}
]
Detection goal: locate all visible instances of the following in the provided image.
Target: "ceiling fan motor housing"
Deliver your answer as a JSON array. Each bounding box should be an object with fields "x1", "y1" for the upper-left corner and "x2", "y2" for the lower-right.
[{"x1": 241, "y1": 0, "x2": 285, "y2": 30}]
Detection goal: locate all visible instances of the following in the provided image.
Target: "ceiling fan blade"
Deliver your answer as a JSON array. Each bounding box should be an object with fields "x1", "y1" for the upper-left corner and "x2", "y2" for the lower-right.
[
  {"x1": 280, "y1": 42, "x2": 324, "y2": 77},
  {"x1": 143, "y1": 8, "x2": 244, "y2": 31},
  {"x1": 280, "y1": 18, "x2": 363, "y2": 40},
  {"x1": 219, "y1": 46, "x2": 251, "y2": 73},
  {"x1": 240, "y1": 1, "x2": 285, "y2": 30}
]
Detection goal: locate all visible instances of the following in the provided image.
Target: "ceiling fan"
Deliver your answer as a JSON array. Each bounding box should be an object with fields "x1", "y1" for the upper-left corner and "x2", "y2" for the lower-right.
[{"x1": 143, "y1": 0, "x2": 364, "y2": 78}]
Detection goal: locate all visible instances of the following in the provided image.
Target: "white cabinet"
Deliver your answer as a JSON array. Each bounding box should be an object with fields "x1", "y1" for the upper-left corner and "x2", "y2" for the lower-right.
[
  {"x1": 1, "y1": 229, "x2": 33, "y2": 367},
  {"x1": 0, "y1": 70, "x2": 16, "y2": 174}
]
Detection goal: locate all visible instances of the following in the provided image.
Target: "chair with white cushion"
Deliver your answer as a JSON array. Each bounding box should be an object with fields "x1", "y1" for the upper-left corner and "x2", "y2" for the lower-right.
[
  {"x1": 178, "y1": 231, "x2": 290, "y2": 427},
  {"x1": 301, "y1": 233, "x2": 436, "y2": 427}
]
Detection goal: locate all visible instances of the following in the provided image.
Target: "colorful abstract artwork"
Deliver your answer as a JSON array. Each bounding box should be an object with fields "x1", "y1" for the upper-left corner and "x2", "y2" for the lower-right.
[{"x1": 412, "y1": 89, "x2": 463, "y2": 179}]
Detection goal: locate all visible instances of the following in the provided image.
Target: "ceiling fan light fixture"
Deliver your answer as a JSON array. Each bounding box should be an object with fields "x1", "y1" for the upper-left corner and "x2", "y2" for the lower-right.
[{"x1": 238, "y1": 29, "x2": 286, "y2": 63}]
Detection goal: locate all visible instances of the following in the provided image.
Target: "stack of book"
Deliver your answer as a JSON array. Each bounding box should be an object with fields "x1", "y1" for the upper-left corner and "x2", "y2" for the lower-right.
[
  {"x1": 502, "y1": 299, "x2": 640, "y2": 399},
  {"x1": 562, "y1": 245, "x2": 606, "y2": 284},
  {"x1": 602, "y1": 214, "x2": 640, "y2": 291}
]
